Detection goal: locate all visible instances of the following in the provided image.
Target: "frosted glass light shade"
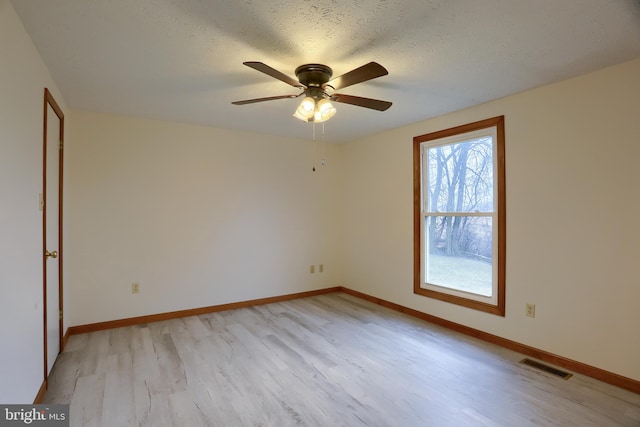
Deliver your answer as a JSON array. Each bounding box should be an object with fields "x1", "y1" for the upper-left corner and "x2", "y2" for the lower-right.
[
  {"x1": 314, "y1": 99, "x2": 336, "y2": 123},
  {"x1": 293, "y1": 97, "x2": 315, "y2": 121}
]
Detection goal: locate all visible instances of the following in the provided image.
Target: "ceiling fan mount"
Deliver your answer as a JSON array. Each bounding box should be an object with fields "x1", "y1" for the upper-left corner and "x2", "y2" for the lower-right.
[
  {"x1": 294, "y1": 63, "x2": 333, "y2": 88},
  {"x1": 232, "y1": 61, "x2": 392, "y2": 122}
]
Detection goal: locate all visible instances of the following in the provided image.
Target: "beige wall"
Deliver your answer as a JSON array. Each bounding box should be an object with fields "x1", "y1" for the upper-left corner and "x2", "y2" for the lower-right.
[
  {"x1": 67, "y1": 111, "x2": 343, "y2": 326},
  {"x1": 0, "y1": 0, "x2": 68, "y2": 403},
  {"x1": 341, "y1": 58, "x2": 640, "y2": 381}
]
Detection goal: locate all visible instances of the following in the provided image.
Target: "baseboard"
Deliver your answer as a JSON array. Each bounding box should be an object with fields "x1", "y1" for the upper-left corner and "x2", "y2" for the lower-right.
[
  {"x1": 339, "y1": 286, "x2": 640, "y2": 395},
  {"x1": 33, "y1": 380, "x2": 47, "y2": 404},
  {"x1": 68, "y1": 287, "x2": 341, "y2": 335}
]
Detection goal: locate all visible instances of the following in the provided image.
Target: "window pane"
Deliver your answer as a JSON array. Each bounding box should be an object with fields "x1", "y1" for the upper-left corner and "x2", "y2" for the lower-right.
[
  {"x1": 425, "y1": 215, "x2": 493, "y2": 296},
  {"x1": 426, "y1": 137, "x2": 493, "y2": 213}
]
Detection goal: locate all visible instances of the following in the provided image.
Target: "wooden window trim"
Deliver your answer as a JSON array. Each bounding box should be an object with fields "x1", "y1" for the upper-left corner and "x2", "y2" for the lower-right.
[{"x1": 413, "y1": 116, "x2": 506, "y2": 316}]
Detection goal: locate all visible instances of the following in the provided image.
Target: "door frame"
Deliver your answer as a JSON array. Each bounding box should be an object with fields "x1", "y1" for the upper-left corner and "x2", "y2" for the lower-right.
[{"x1": 42, "y1": 88, "x2": 64, "y2": 387}]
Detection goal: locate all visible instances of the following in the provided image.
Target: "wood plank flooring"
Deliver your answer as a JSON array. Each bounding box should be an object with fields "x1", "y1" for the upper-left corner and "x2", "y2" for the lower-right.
[{"x1": 44, "y1": 293, "x2": 640, "y2": 426}]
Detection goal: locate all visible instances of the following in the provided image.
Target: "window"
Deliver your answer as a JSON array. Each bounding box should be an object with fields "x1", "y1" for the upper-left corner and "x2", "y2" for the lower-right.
[{"x1": 413, "y1": 116, "x2": 505, "y2": 315}]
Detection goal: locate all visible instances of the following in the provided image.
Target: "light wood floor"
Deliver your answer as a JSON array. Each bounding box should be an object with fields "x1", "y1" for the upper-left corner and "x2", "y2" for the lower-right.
[{"x1": 44, "y1": 292, "x2": 640, "y2": 426}]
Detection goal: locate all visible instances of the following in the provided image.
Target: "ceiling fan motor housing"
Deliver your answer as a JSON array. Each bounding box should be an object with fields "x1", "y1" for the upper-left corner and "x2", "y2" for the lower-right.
[{"x1": 295, "y1": 64, "x2": 333, "y2": 88}]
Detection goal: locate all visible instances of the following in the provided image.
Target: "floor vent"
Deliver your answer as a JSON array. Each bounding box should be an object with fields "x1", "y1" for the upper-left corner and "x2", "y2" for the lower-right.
[{"x1": 519, "y1": 358, "x2": 573, "y2": 380}]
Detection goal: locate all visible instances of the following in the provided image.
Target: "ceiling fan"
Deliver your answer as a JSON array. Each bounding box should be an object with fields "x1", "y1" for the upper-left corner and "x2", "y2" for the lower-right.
[{"x1": 232, "y1": 61, "x2": 392, "y2": 123}]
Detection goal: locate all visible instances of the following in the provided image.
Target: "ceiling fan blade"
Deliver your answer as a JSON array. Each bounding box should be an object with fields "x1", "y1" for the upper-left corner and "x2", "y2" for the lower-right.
[
  {"x1": 232, "y1": 93, "x2": 302, "y2": 105},
  {"x1": 331, "y1": 94, "x2": 392, "y2": 111},
  {"x1": 325, "y1": 62, "x2": 388, "y2": 91},
  {"x1": 243, "y1": 61, "x2": 303, "y2": 88}
]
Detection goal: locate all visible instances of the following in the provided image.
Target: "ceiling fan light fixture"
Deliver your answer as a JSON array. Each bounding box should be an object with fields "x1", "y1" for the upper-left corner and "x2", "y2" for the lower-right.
[
  {"x1": 314, "y1": 99, "x2": 336, "y2": 123},
  {"x1": 293, "y1": 96, "x2": 316, "y2": 122}
]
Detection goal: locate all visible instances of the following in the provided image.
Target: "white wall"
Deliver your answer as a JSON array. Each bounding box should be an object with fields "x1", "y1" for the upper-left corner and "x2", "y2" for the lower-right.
[
  {"x1": 0, "y1": 0, "x2": 68, "y2": 403},
  {"x1": 342, "y1": 58, "x2": 640, "y2": 381},
  {"x1": 67, "y1": 111, "x2": 343, "y2": 326}
]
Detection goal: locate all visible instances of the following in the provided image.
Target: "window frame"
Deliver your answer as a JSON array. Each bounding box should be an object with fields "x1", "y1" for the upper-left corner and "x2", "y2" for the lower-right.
[{"x1": 413, "y1": 116, "x2": 506, "y2": 316}]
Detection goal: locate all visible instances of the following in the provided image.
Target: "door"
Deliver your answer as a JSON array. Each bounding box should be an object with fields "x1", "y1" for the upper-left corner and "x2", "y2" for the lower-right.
[{"x1": 43, "y1": 88, "x2": 64, "y2": 381}]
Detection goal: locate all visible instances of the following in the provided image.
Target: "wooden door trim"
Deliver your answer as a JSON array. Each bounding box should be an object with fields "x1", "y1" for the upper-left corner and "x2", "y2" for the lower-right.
[{"x1": 42, "y1": 87, "x2": 64, "y2": 387}]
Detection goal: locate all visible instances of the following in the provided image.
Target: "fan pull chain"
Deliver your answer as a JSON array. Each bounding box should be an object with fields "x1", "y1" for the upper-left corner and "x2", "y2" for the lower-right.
[
  {"x1": 312, "y1": 122, "x2": 316, "y2": 171},
  {"x1": 322, "y1": 122, "x2": 327, "y2": 166},
  {"x1": 310, "y1": 122, "x2": 328, "y2": 171}
]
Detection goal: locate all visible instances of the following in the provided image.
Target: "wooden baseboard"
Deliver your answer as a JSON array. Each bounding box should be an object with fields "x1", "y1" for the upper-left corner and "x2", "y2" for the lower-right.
[
  {"x1": 339, "y1": 286, "x2": 640, "y2": 395},
  {"x1": 68, "y1": 287, "x2": 341, "y2": 335},
  {"x1": 33, "y1": 380, "x2": 47, "y2": 404}
]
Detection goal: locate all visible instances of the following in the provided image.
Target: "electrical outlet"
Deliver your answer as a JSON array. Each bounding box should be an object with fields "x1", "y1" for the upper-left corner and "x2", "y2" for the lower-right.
[
  {"x1": 319, "y1": 264, "x2": 324, "y2": 273},
  {"x1": 131, "y1": 283, "x2": 140, "y2": 294},
  {"x1": 310, "y1": 265, "x2": 315, "y2": 274},
  {"x1": 526, "y1": 303, "x2": 535, "y2": 318}
]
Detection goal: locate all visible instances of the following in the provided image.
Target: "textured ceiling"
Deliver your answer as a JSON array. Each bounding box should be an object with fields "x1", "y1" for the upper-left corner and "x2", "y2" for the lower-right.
[{"x1": 11, "y1": 0, "x2": 640, "y2": 142}]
